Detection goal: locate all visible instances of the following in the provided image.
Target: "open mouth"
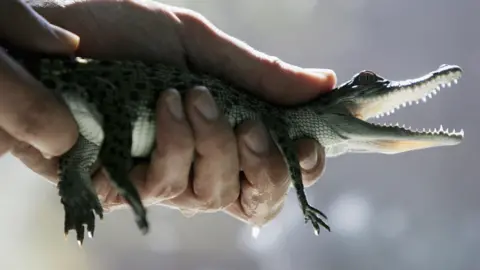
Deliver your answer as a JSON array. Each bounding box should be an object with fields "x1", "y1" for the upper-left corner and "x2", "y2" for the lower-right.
[
  {"x1": 360, "y1": 64, "x2": 464, "y2": 139},
  {"x1": 345, "y1": 64, "x2": 464, "y2": 154}
]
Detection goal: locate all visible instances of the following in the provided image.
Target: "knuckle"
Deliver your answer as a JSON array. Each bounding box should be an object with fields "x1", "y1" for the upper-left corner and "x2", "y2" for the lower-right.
[
  {"x1": 153, "y1": 181, "x2": 188, "y2": 200},
  {"x1": 240, "y1": 198, "x2": 283, "y2": 226},
  {"x1": 12, "y1": 99, "x2": 49, "y2": 140},
  {"x1": 239, "y1": 200, "x2": 260, "y2": 221},
  {"x1": 264, "y1": 56, "x2": 284, "y2": 70},
  {"x1": 196, "y1": 124, "x2": 235, "y2": 155},
  {"x1": 197, "y1": 188, "x2": 239, "y2": 212},
  {"x1": 155, "y1": 122, "x2": 194, "y2": 156},
  {"x1": 199, "y1": 198, "x2": 224, "y2": 212},
  {"x1": 220, "y1": 189, "x2": 240, "y2": 209},
  {"x1": 11, "y1": 141, "x2": 50, "y2": 174},
  {"x1": 193, "y1": 188, "x2": 224, "y2": 211},
  {"x1": 193, "y1": 170, "x2": 239, "y2": 211}
]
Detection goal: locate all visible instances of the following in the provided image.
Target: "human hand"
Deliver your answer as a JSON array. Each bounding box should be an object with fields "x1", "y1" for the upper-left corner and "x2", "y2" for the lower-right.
[
  {"x1": 2, "y1": 0, "x2": 336, "y2": 226},
  {"x1": 0, "y1": 1, "x2": 79, "y2": 172}
]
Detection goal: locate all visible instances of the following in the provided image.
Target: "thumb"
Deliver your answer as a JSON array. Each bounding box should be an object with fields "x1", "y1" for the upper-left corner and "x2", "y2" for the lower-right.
[
  {"x1": 175, "y1": 11, "x2": 336, "y2": 105},
  {"x1": 245, "y1": 58, "x2": 337, "y2": 105},
  {"x1": 0, "y1": 0, "x2": 79, "y2": 54},
  {"x1": 268, "y1": 64, "x2": 337, "y2": 104}
]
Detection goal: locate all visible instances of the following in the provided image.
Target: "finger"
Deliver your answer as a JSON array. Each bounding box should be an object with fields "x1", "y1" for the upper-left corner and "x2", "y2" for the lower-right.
[
  {"x1": 224, "y1": 177, "x2": 286, "y2": 225},
  {"x1": 224, "y1": 120, "x2": 289, "y2": 225},
  {"x1": 296, "y1": 138, "x2": 327, "y2": 187},
  {"x1": 92, "y1": 169, "x2": 110, "y2": 202},
  {"x1": 130, "y1": 164, "x2": 159, "y2": 207},
  {"x1": 0, "y1": 50, "x2": 78, "y2": 157},
  {"x1": 9, "y1": 140, "x2": 58, "y2": 183},
  {"x1": 0, "y1": 0, "x2": 79, "y2": 54},
  {"x1": 144, "y1": 88, "x2": 193, "y2": 200},
  {"x1": 174, "y1": 10, "x2": 336, "y2": 104},
  {"x1": 91, "y1": 168, "x2": 121, "y2": 213},
  {"x1": 168, "y1": 86, "x2": 240, "y2": 211},
  {"x1": 92, "y1": 164, "x2": 156, "y2": 212}
]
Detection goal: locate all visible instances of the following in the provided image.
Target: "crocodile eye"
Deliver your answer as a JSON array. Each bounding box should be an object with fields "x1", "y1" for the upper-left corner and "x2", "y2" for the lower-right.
[{"x1": 355, "y1": 71, "x2": 378, "y2": 84}]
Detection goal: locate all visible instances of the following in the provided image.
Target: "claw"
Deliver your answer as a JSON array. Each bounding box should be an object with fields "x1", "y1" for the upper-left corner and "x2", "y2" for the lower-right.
[
  {"x1": 308, "y1": 206, "x2": 328, "y2": 220},
  {"x1": 94, "y1": 203, "x2": 104, "y2": 219},
  {"x1": 60, "y1": 193, "x2": 102, "y2": 244},
  {"x1": 304, "y1": 205, "x2": 331, "y2": 234},
  {"x1": 75, "y1": 223, "x2": 85, "y2": 243}
]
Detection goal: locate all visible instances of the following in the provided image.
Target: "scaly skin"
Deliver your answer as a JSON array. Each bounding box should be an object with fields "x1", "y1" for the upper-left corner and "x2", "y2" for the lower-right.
[{"x1": 4, "y1": 46, "x2": 464, "y2": 245}]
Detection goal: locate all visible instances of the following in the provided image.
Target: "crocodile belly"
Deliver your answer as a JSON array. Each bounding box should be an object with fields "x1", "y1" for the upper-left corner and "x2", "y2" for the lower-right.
[{"x1": 131, "y1": 113, "x2": 156, "y2": 158}]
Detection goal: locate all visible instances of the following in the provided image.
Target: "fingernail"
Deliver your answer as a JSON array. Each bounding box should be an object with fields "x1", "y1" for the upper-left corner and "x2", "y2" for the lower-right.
[
  {"x1": 41, "y1": 152, "x2": 53, "y2": 159},
  {"x1": 51, "y1": 24, "x2": 80, "y2": 51},
  {"x1": 305, "y1": 68, "x2": 337, "y2": 87},
  {"x1": 165, "y1": 90, "x2": 184, "y2": 120},
  {"x1": 300, "y1": 143, "x2": 318, "y2": 171},
  {"x1": 194, "y1": 87, "x2": 218, "y2": 120},
  {"x1": 244, "y1": 122, "x2": 269, "y2": 155},
  {"x1": 305, "y1": 68, "x2": 335, "y2": 76}
]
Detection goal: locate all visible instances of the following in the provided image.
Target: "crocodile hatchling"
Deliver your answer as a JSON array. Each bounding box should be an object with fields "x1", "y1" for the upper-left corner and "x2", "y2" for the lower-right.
[{"x1": 3, "y1": 44, "x2": 464, "y2": 245}]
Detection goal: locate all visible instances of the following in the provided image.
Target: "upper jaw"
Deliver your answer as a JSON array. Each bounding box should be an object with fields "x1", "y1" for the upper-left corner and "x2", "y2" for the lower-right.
[{"x1": 352, "y1": 64, "x2": 462, "y2": 120}]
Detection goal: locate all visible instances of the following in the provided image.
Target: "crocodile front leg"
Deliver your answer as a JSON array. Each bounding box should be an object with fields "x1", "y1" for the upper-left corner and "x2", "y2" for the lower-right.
[
  {"x1": 58, "y1": 134, "x2": 104, "y2": 244},
  {"x1": 264, "y1": 116, "x2": 330, "y2": 234}
]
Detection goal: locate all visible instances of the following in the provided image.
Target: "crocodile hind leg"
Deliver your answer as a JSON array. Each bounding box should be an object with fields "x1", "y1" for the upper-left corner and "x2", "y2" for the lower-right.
[
  {"x1": 265, "y1": 118, "x2": 330, "y2": 235},
  {"x1": 99, "y1": 115, "x2": 149, "y2": 234},
  {"x1": 58, "y1": 134, "x2": 104, "y2": 245}
]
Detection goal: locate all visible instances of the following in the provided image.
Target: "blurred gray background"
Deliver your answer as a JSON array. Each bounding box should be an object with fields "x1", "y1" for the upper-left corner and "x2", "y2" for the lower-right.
[{"x1": 1, "y1": 0, "x2": 478, "y2": 269}]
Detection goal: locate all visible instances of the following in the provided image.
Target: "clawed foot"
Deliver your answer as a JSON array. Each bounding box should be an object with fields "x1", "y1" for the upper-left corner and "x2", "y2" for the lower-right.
[
  {"x1": 303, "y1": 204, "x2": 330, "y2": 235},
  {"x1": 58, "y1": 181, "x2": 103, "y2": 246}
]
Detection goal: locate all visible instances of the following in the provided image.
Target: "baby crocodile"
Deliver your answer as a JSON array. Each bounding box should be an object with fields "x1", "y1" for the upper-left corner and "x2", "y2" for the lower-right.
[{"x1": 3, "y1": 45, "x2": 464, "y2": 245}]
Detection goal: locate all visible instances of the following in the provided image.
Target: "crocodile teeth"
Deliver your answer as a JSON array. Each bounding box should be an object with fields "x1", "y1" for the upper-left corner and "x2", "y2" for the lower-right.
[
  {"x1": 366, "y1": 64, "x2": 463, "y2": 148},
  {"x1": 388, "y1": 125, "x2": 465, "y2": 137}
]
